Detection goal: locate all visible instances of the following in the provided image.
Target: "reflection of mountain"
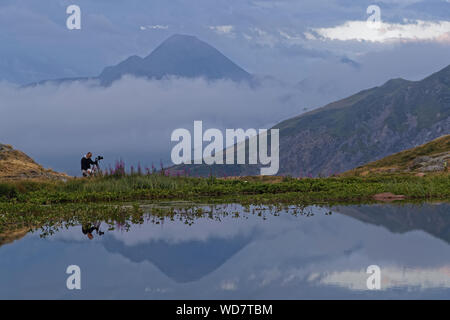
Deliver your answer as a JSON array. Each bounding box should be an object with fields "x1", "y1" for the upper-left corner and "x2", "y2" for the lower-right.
[
  {"x1": 334, "y1": 203, "x2": 450, "y2": 244},
  {"x1": 102, "y1": 233, "x2": 252, "y2": 283}
]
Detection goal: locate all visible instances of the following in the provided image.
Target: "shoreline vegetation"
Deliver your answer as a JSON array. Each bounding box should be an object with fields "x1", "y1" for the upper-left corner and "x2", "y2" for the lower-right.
[
  {"x1": 0, "y1": 171, "x2": 449, "y2": 206},
  {"x1": 0, "y1": 171, "x2": 449, "y2": 205},
  {"x1": 0, "y1": 171, "x2": 449, "y2": 236}
]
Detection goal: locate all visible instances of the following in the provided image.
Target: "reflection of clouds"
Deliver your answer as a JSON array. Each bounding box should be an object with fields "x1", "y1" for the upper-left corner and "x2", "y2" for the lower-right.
[
  {"x1": 258, "y1": 268, "x2": 283, "y2": 287},
  {"x1": 5, "y1": 204, "x2": 450, "y2": 298},
  {"x1": 317, "y1": 266, "x2": 450, "y2": 290},
  {"x1": 188, "y1": 204, "x2": 450, "y2": 297},
  {"x1": 144, "y1": 287, "x2": 171, "y2": 293},
  {"x1": 50, "y1": 204, "x2": 314, "y2": 245},
  {"x1": 108, "y1": 214, "x2": 258, "y2": 245},
  {"x1": 220, "y1": 279, "x2": 238, "y2": 291}
]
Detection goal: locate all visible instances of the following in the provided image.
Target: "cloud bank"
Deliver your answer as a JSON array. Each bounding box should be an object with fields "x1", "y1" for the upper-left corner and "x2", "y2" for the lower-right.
[
  {"x1": 0, "y1": 77, "x2": 302, "y2": 175},
  {"x1": 310, "y1": 19, "x2": 450, "y2": 43}
]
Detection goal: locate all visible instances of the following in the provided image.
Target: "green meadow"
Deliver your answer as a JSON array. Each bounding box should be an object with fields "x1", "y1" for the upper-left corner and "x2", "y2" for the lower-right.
[
  {"x1": 0, "y1": 172, "x2": 449, "y2": 235},
  {"x1": 1, "y1": 172, "x2": 449, "y2": 205}
]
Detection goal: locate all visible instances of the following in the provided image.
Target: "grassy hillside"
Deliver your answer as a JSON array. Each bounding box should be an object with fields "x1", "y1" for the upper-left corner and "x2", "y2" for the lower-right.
[
  {"x1": 345, "y1": 134, "x2": 450, "y2": 175},
  {"x1": 0, "y1": 144, "x2": 68, "y2": 180}
]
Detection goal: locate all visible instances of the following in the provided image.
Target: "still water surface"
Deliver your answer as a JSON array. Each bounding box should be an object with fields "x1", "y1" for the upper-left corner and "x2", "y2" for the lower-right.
[{"x1": 1, "y1": 202, "x2": 449, "y2": 299}]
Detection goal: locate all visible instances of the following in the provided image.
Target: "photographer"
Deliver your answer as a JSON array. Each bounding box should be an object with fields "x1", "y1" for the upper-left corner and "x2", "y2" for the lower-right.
[{"x1": 81, "y1": 152, "x2": 102, "y2": 177}]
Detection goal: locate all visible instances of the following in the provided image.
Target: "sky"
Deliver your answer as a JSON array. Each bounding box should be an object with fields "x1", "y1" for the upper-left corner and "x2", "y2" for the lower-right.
[{"x1": 0, "y1": 0, "x2": 449, "y2": 174}]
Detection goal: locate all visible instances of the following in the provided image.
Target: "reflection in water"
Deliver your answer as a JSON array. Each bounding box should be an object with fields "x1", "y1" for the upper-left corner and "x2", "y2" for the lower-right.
[
  {"x1": 81, "y1": 222, "x2": 105, "y2": 240},
  {"x1": 335, "y1": 203, "x2": 450, "y2": 244},
  {"x1": 318, "y1": 266, "x2": 450, "y2": 290},
  {"x1": 103, "y1": 233, "x2": 251, "y2": 283},
  {"x1": 0, "y1": 202, "x2": 449, "y2": 299}
]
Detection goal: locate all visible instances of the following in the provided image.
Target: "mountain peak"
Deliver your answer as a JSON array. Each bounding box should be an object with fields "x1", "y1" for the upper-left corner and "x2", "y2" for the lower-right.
[
  {"x1": 99, "y1": 34, "x2": 251, "y2": 85},
  {"x1": 147, "y1": 34, "x2": 203, "y2": 55},
  {"x1": 163, "y1": 33, "x2": 200, "y2": 43},
  {"x1": 380, "y1": 77, "x2": 410, "y2": 89}
]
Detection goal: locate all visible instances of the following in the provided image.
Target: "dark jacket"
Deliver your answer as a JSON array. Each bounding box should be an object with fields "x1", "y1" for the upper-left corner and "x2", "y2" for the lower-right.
[{"x1": 81, "y1": 157, "x2": 96, "y2": 171}]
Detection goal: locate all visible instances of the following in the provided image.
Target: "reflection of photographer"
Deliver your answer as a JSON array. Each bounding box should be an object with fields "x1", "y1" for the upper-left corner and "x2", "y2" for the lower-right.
[
  {"x1": 81, "y1": 152, "x2": 103, "y2": 177},
  {"x1": 82, "y1": 222, "x2": 104, "y2": 240}
]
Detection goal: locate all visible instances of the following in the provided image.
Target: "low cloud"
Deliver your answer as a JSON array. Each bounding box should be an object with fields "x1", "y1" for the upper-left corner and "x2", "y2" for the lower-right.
[
  {"x1": 310, "y1": 19, "x2": 450, "y2": 43},
  {"x1": 140, "y1": 25, "x2": 169, "y2": 31},
  {"x1": 0, "y1": 77, "x2": 302, "y2": 175},
  {"x1": 209, "y1": 25, "x2": 235, "y2": 36}
]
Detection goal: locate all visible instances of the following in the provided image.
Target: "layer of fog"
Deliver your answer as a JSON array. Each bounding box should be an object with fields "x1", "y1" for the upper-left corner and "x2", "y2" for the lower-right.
[{"x1": 0, "y1": 76, "x2": 307, "y2": 175}]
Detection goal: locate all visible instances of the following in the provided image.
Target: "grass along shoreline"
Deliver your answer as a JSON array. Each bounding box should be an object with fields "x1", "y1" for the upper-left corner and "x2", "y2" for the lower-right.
[
  {"x1": 0, "y1": 172, "x2": 448, "y2": 236},
  {"x1": 1, "y1": 172, "x2": 449, "y2": 206}
]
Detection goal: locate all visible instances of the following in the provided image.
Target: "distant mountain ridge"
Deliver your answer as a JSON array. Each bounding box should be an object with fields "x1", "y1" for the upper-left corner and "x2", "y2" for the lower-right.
[
  {"x1": 177, "y1": 64, "x2": 450, "y2": 177},
  {"x1": 273, "y1": 64, "x2": 450, "y2": 176},
  {"x1": 28, "y1": 34, "x2": 252, "y2": 87},
  {"x1": 335, "y1": 203, "x2": 450, "y2": 245}
]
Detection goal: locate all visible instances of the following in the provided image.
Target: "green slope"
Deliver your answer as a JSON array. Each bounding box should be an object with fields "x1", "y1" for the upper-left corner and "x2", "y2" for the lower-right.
[{"x1": 345, "y1": 134, "x2": 450, "y2": 175}]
